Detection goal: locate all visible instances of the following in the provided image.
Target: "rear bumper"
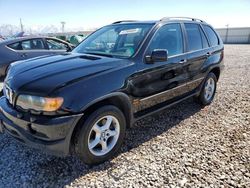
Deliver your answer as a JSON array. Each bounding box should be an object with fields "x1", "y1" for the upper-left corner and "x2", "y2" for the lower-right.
[{"x1": 0, "y1": 97, "x2": 83, "y2": 156}]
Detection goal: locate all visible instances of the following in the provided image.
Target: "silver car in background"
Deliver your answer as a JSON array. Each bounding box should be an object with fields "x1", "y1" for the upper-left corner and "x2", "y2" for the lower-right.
[{"x1": 0, "y1": 36, "x2": 74, "y2": 80}]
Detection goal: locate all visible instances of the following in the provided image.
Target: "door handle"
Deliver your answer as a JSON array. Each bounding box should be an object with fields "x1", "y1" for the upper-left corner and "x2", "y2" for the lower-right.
[
  {"x1": 206, "y1": 52, "x2": 212, "y2": 57},
  {"x1": 21, "y1": 53, "x2": 27, "y2": 58},
  {"x1": 179, "y1": 59, "x2": 187, "y2": 64}
]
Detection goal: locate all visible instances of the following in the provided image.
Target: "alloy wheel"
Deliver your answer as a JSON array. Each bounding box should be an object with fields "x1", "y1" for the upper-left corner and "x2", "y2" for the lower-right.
[
  {"x1": 204, "y1": 77, "x2": 215, "y2": 101},
  {"x1": 87, "y1": 115, "x2": 120, "y2": 156}
]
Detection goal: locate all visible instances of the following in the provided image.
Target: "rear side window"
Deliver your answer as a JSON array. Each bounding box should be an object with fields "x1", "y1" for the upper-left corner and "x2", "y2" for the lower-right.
[
  {"x1": 199, "y1": 27, "x2": 209, "y2": 48},
  {"x1": 21, "y1": 39, "x2": 45, "y2": 50},
  {"x1": 148, "y1": 23, "x2": 183, "y2": 57},
  {"x1": 184, "y1": 23, "x2": 203, "y2": 51},
  {"x1": 8, "y1": 42, "x2": 22, "y2": 50},
  {"x1": 203, "y1": 25, "x2": 219, "y2": 46}
]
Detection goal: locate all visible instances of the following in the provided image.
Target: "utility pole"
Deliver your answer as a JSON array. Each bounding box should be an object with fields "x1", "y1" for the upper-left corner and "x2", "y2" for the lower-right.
[
  {"x1": 20, "y1": 18, "x2": 24, "y2": 32},
  {"x1": 225, "y1": 24, "x2": 229, "y2": 44},
  {"x1": 61, "y1": 21, "x2": 66, "y2": 33}
]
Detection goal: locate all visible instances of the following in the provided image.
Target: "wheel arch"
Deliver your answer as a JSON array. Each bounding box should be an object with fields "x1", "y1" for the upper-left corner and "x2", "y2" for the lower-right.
[
  {"x1": 69, "y1": 92, "x2": 133, "y2": 153},
  {"x1": 209, "y1": 67, "x2": 220, "y2": 81},
  {"x1": 81, "y1": 92, "x2": 133, "y2": 126}
]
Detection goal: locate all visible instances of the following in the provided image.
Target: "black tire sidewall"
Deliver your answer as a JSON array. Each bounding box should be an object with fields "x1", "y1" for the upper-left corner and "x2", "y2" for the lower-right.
[
  {"x1": 75, "y1": 105, "x2": 126, "y2": 165},
  {"x1": 199, "y1": 73, "x2": 217, "y2": 105}
]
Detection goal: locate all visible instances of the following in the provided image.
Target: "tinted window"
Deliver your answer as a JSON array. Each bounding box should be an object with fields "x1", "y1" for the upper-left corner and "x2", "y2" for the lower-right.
[
  {"x1": 148, "y1": 24, "x2": 183, "y2": 57},
  {"x1": 8, "y1": 42, "x2": 22, "y2": 50},
  {"x1": 46, "y1": 39, "x2": 68, "y2": 50},
  {"x1": 185, "y1": 23, "x2": 203, "y2": 51},
  {"x1": 21, "y1": 39, "x2": 45, "y2": 50},
  {"x1": 203, "y1": 25, "x2": 219, "y2": 46},
  {"x1": 199, "y1": 27, "x2": 209, "y2": 48}
]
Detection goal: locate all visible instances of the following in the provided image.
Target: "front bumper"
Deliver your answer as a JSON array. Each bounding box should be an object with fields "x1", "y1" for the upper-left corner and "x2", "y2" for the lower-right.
[{"x1": 0, "y1": 97, "x2": 83, "y2": 156}]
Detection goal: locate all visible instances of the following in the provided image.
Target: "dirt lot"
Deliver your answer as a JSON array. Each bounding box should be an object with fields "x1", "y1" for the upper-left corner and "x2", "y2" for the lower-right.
[{"x1": 0, "y1": 45, "x2": 249, "y2": 187}]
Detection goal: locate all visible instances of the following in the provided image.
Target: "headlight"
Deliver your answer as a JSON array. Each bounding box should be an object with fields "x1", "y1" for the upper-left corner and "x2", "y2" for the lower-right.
[{"x1": 16, "y1": 95, "x2": 64, "y2": 112}]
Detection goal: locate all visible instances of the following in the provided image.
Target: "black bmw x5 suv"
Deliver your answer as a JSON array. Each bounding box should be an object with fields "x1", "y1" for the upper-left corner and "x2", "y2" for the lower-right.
[{"x1": 0, "y1": 17, "x2": 224, "y2": 165}]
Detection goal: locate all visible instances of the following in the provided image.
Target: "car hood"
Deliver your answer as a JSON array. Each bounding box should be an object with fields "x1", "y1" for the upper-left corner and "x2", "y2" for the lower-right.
[{"x1": 6, "y1": 53, "x2": 132, "y2": 95}]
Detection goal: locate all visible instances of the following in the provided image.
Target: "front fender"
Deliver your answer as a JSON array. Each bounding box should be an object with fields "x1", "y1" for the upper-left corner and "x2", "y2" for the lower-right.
[{"x1": 80, "y1": 92, "x2": 132, "y2": 112}]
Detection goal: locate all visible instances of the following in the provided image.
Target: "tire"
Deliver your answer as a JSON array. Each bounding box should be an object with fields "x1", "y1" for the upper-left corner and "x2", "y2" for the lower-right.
[
  {"x1": 75, "y1": 105, "x2": 126, "y2": 165},
  {"x1": 196, "y1": 72, "x2": 217, "y2": 106}
]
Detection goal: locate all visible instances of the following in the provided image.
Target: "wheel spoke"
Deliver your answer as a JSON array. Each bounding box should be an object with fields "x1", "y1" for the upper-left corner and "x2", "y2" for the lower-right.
[
  {"x1": 103, "y1": 116, "x2": 113, "y2": 130},
  {"x1": 100, "y1": 140, "x2": 108, "y2": 152},
  {"x1": 207, "y1": 88, "x2": 212, "y2": 96},
  {"x1": 209, "y1": 78, "x2": 212, "y2": 85},
  {"x1": 89, "y1": 136, "x2": 100, "y2": 149},
  {"x1": 108, "y1": 130, "x2": 117, "y2": 137},
  {"x1": 205, "y1": 84, "x2": 209, "y2": 91},
  {"x1": 93, "y1": 124, "x2": 102, "y2": 134},
  {"x1": 211, "y1": 84, "x2": 215, "y2": 92},
  {"x1": 208, "y1": 92, "x2": 212, "y2": 98},
  {"x1": 205, "y1": 92, "x2": 210, "y2": 100}
]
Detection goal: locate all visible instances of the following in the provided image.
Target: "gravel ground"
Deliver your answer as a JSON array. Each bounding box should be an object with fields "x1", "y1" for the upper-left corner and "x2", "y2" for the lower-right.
[{"x1": 0, "y1": 45, "x2": 249, "y2": 187}]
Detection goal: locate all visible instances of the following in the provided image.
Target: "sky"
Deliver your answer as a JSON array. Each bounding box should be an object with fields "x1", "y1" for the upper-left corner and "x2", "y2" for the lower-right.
[{"x1": 0, "y1": 0, "x2": 250, "y2": 33}]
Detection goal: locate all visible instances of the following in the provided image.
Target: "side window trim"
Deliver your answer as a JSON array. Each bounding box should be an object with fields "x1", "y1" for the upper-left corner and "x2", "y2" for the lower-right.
[
  {"x1": 43, "y1": 38, "x2": 50, "y2": 50},
  {"x1": 199, "y1": 24, "x2": 211, "y2": 47},
  {"x1": 7, "y1": 42, "x2": 22, "y2": 51},
  {"x1": 180, "y1": 22, "x2": 188, "y2": 53},
  {"x1": 144, "y1": 23, "x2": 185, "y2": 59},
  {"x1": 198, "y1": 25, "x2": 210, "y2": 48}
]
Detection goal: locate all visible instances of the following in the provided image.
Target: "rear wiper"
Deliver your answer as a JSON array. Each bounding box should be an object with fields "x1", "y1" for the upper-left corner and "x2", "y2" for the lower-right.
[{"x1": 85, "y1": 52, "x2": 114, "y2": 58}]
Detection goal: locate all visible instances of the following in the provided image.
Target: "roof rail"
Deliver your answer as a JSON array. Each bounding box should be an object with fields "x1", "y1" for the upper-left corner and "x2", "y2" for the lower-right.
[
  {"x1": 160, "y1": 17, "x2": 206, "y2": 23},
  {"x1": 112, "y1": 20, "x2": 137, "y2": 24}
]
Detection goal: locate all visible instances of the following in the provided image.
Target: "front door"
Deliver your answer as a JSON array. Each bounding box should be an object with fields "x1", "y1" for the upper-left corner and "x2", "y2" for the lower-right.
[{"x1": 130, "y1": 23, "x2": 190, "y2": 113}]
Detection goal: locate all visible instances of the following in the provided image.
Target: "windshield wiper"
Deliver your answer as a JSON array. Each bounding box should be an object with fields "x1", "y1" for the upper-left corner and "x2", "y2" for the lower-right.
[{"x1": 85, "y1": 52, "x2": 114, "y2": 58}]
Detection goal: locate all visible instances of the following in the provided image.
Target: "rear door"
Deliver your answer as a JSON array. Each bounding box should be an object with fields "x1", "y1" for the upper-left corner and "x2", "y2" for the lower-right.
[
  {"x1": 16, "y1": 38, "x2": 49, "y2": 59},
  {"x1": 184, "y1": 23, "x2": 210, "y2": 90},
  {"x1": 202, "y1": 24, "x2": 223, "y2": 67},
  {"x1": 131, "y1": 23, "x2": 190, "y2": 113}
]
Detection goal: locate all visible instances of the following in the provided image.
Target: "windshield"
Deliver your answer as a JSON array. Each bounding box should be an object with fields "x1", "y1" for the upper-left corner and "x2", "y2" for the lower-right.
[{"x1": 73, "y1": 24, "x2": 154, "y2": 58}]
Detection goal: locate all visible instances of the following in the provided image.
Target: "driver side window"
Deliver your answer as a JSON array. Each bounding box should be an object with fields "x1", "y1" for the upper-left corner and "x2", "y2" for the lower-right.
[
  {"x1": 148, "y1": 24, "x2": 183, "y2": 57},
  {"x1": 46, "y1": 39, "x2": 68, "y2": 50}
]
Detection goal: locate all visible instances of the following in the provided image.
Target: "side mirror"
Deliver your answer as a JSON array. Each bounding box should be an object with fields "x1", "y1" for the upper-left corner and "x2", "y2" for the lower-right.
[{"x1": 145, "y1": 49, "x2": 168, "y2": 64}]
